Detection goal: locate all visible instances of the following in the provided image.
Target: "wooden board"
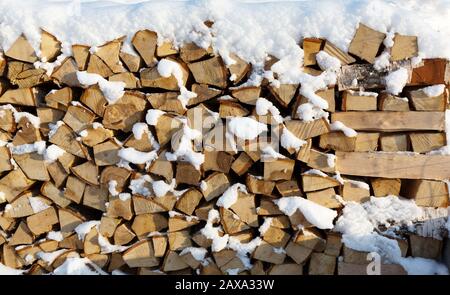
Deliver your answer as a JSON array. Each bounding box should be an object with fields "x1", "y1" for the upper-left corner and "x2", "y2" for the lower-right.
[
  {"x1": 336, "y1": 151, "x2": 450, "y2": 180},
  {"x1": 331, "y1": 112, "x2": 445, "y2": 132}
]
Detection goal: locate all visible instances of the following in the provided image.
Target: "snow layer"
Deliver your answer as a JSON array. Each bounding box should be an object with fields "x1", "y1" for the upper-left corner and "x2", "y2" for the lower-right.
[
  {"x1": 157, "y1": 59, "x2": 197, "y2": 108},
  {"x1": 1, "y1": 0, "x2": 449, "y2": 68},
  {"x1": 77, "y1": 71, "x2": 125, "y2": 104},
  {"x1": 227, "y1": 117, "x2": 267, "y2": 140},
  {"x1": 216, "y1": 183, "x2": 247, "y2": 209},
  {"x1": 385, "y1": 67, "x2": 409, "y2": 95},
  {"x1": 329, "y1": 121, "x2": 357, "y2": 137},
  {"x1": 53, "y1": 257, "x2": 107, "y2": 275},
  {"x1": 335, "y1": 196, "x2": 449, "y2": 275},
  {"x1": 275, "y1": 196, "x2": 337, "y2": 229},
  {"x1": 421, "y1": 84, "x2": 445, "y2": 97},
  {"x1": 118, "y1": 147, "x2": 158, "y2": 165},
  {"x1": 280, "y1": 127, "x2": 306, "y2": 152}
]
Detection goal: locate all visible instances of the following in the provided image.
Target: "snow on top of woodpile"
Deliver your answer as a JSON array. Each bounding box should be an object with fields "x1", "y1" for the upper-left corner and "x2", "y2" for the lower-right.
[{"x1": 0, "y1": 0, "x2": 449, "y2": 80}]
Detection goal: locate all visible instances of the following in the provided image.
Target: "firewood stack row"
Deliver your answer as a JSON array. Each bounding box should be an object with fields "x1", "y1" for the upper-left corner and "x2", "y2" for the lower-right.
[{"x1": 0, "y1": 22, "x2": 448, "y2": 275}]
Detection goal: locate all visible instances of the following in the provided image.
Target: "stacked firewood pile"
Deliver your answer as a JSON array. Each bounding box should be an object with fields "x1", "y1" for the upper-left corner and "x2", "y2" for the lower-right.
[{"x1": 0, "y1": 22, "x2": 448, "y2": 275}]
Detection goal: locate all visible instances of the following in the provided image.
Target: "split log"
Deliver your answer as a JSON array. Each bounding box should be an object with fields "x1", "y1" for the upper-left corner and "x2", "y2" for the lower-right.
[
  {"x1": 26, "y1": 207, "x2": 59, "y2": 236},
  {"x1": 408, "y1": 88, "x2": 447, "y2": 111},
  {"x1": 122, "y1": 240, "x2": 160, "y2": 268},
  {"x1": 371, "y1": 178, "x2": 401, "y2": 197},
  {"x1": 246, "y1": 174, "x2": 275, "y2": 195},
  {"x1": 409, "y1": 58, "x2": 450, "y2": 86},
  {"x1": 322, "y1": 40, "x2": 356, "y2": 65},
  {"x1": 132, "y1": 30, "x2": 158, "y2": 67},
  {"x1": 391, "y1": 34, "x2": 418, "y2": 61},
  {"x1": 348, "y1": 23, "x2": 385, "y2": 63},
  {"x1": 72, "y1": 45, "x2": 90, "y2": 70},
  {"x1": 188, "y1": 57, "x2": 228, "y2": 89},
  {"x1": 264, "y1": 158, "x2": 295, "y2": 181},
  {"x1": 302, "y1": 38, "x2": 323, "y2": 66},
  {"x1": 379, "y1": 133, "x2": 409, "y2": 152},
  {"x1": 342, "y1": 90, "x2": 377, "y2": 111},
  {"x1": 268, "y1": 84, "x2": 298, "y2": 107},
  {"x1": 306, "y1": 188, "x2": 340, "y2": 209},
  {"x1": 5, "y1": 35, "x2": 38, "y2": 63},
  {"x1": 40, "y1": 30, "x2": 61, "y2": 62},
  {"x1": 409, "y1": 132, "x2": 446, "y2": 153},
  {"x1": 378, "y1": 93, "x2": 410, "y2": 111}
]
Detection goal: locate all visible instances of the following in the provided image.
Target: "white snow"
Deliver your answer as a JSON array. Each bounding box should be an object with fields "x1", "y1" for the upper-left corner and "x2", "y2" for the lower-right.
[
  {"x1": 53, "y1": 257, "x2": 107, "y2": 275},
  {"x1": 255, "y1": 97, "x2": 283, "y2": 123},
  {"x1": 0, "y1": 0, "x2": 448, "y2": 76},
  {"x1": 303, "y1": 169, "x2": 329, "y2": 178},
  {"x1": 118, "y1": 193, "x2": 131, "y2": 201},
  {"x1": 9, "y1": 141, "x2": 46, "y2": 155},
  {"x1": 1, "y1": 105, "x2": 41, "y2": 129},
  {"x1": 128, "y1": 174, "x2": 153, "y2": 197},
  {"x1": 329, "y1": 121, "x2": 357, "y2": 137},
  {"x1": 273, "y1": 247, "x2": 286, "y2": 254},
  {"x1": 157, "y1": 58, "x2": 197, "y2": 108},
  {"x1": 108, "y1": 180, "x2": 119, "y2": 196},
  {"x1": 216, "y1": 183, "x2": 247, "y2": 209},
  {"x1": 280, "y1": 127, "x2": 306, "y2": 152},
  {"x1": 260, "y1": 145, "x2": 286, "y2": 160},
  {"x1": 227, "y1": 117, "x2": 267, "y2": 140},
  {"x1": 36, "y1": 249, "x2": 67, "y2": 265},
  {"x1": 200, "y1": 180, "x2": 208, "y2": 192},
  {"x1": 152, "y1": 179, "x2": 176, "y2": 198},
  {"x1": 275, "y1": 196, "x2": 337, "y2": 229},
  {"x1": 47, "y1": 231, "x2": 63, "y2": 242},
  {"x1": 258, "y1": 217, "x2": 273, "y2": 236},
  {"x1": 145, "y1": 109, "x2": 165, "y2": 126},
  {"x1": 74, "y1": 221, "x2": 101, "y2": 241},
  {"x1": 326, "y1": 153, "x2": 336, "y2": 168},
  {"x1": 48, "y1": 121, "x2": 64, "y2": 138},
  {"x1": 118, "y1": 147, "x2": 158, "y2": 165},
  {"x1": 373, "y1": 51, "x2": 391, "y2": 71},
  {"x1": 28, "y1": 197, "x2": 50, "y2": 214},
  {"x1": 98, "y1": 234, "x2": 128, "y2": 254},
  {"x1": 0, "y1": 263, "x2": 26, "y2": 275},
  {"x1": 180, "y1": 247, "x2": 208, "y2": 262},
  {"x1": 421, "y1": 84, "x2": 445, "y2": 97},
  {"x1": 165, "y1": 123, "x2": 204, "y2": 170},
  {"x1": 295, "y1": 102, "x2": 328, "y2": 122},
  {"x1": 345, "y1": 179, "x2": 370, "y2": 191},
  {"x1": 227, "y1": 236, "x2": 262, "y2": 269},
  {"x1": 385, "y1": 67, "x2": 409, "y2": 95},
  {"x1": 44, "y1": 144, "x2": 66, "y2": 162},
  {"x1": 77, "y1": 71, "x2": 125, "y2": 104},
  {"x1": 315, "y1": 51, "x2": 341, "y2": 71},
  {"x1": 335, "y1": 196, "x2": 449, "y2": 275},
  {"x1": 131, "y1": 122, "x2": 149, "y2": 140}
]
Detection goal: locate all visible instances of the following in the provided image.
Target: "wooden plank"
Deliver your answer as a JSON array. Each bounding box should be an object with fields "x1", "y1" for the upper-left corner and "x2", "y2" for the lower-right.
[
  {"x1": 336, "y1": 151, "x2": 450, "y2": 180},
  {"x1": 331, "y1": 112, "x2": 445, "y2": 132}
]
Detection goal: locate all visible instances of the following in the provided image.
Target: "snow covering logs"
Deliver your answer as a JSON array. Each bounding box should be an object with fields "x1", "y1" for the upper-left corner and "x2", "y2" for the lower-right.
[{"x1": 0, "y1": 21, "x2": 449, "y2": 276}]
